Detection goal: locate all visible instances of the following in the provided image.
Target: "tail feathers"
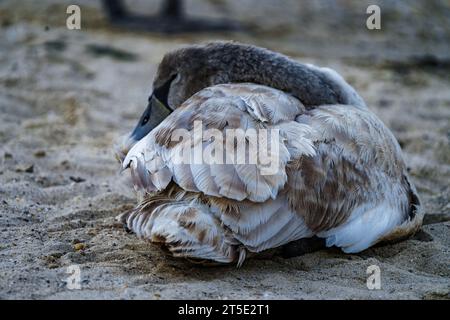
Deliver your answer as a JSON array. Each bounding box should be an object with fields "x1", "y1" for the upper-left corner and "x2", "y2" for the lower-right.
[{"x1": 375, "y1": 176, "x2": 424, "y2": 245}]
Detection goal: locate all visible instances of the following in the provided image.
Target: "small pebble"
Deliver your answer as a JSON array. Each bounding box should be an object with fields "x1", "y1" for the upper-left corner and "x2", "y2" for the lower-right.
[
  {"x1": 70, "y1": 176, "x2": 86, "y2": 183},
  {"x1": 15, "y1": 164, "x2": 34, "y2": 173},
  {"x1": 33, "y1": 150, "x2": 46, "y2": 158},
  {"x1": 73, "y1": 243, "x2": 86, "y2": 251}
]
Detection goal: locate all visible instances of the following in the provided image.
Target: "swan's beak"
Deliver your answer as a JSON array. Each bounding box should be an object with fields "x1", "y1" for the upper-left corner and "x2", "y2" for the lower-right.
[
  {"x1": 115, "y1": 94, "x2": 172, "y2": 163},
  {"x1": 129, "y1": 94, "x2": 172, "y2": 143}
]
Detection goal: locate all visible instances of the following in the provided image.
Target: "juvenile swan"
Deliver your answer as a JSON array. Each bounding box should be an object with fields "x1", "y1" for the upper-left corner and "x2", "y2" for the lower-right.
[{"x1": 116, "y1": 42, "x2": 422, "y2": 266}]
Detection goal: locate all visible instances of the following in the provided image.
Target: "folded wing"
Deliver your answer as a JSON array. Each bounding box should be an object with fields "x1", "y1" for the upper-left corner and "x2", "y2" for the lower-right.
[{"x1": 123, "y1": 83, "x2": 316, "y2": 203}]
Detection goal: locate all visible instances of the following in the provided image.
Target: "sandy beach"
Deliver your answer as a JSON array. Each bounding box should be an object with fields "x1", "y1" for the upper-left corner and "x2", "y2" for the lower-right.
[{"x1": 0, "y1": 0, "x2": 449, "y2": 299}]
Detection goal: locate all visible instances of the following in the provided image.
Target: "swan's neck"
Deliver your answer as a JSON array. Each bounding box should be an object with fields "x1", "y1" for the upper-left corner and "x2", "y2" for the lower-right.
[{"x1": 210, "y1": 44, "x2": 365, "y2": 108}]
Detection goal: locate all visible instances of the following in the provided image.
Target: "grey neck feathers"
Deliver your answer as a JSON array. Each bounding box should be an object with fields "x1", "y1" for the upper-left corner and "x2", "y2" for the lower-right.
[{"x1": 205, "y1": 43, "x2": 365, "y2": 108}]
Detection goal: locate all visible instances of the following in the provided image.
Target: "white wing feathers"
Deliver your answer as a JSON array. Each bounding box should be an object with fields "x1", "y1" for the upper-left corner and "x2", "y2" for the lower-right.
[{"x1": 123, "y1": 83, "x2": 316, "y2": 203}]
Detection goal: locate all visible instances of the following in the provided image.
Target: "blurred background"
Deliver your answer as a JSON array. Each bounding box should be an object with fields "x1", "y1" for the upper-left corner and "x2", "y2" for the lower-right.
[
  {"x1": 0, "y1": 0, "x2": 449, "y2": 299},
  {"x1": 3, "y1": 0, "x2": 450, "y2": 59}
]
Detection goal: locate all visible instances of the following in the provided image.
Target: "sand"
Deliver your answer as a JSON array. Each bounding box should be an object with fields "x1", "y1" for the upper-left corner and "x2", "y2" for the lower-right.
[{"x1": 0, "y1": 0, "x2": 449, "y2": 299}]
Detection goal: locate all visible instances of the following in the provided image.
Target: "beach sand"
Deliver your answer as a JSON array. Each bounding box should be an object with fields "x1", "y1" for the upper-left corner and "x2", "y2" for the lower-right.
[{"x1": 0, "y1": 0, "x2": 449, "y2": 299}]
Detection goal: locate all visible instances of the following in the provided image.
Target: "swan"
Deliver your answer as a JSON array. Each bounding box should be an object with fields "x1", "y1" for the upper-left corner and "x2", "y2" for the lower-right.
[{"x1": 115, "y1": 41, "x2": 422, "y2": 266}]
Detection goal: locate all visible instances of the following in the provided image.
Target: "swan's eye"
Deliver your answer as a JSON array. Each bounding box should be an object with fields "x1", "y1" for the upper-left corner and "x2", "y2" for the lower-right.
[{"x1": 141, "y1": 115, "x2": 149, "y2": 126}]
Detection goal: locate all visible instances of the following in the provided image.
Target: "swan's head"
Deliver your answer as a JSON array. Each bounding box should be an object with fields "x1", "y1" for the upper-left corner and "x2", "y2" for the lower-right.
[
  {"x1": 121, "y1": 42, "x2": 236, "y2": 156},
  {"x1": 151, "y1": 44, "x2": 219, "y2": 110}
]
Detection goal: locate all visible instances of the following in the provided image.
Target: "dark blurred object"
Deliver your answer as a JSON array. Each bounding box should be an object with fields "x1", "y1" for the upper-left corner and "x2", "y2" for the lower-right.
[
  {"x1": 102, "y1": 0, "x2": 241, "y2": 33},
  {"x1": 281, "y1": 236, "x2": 327, "y2": 258},
  {"x1": 85, "y1": 43, "x2": 138, "y2": 61}
]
